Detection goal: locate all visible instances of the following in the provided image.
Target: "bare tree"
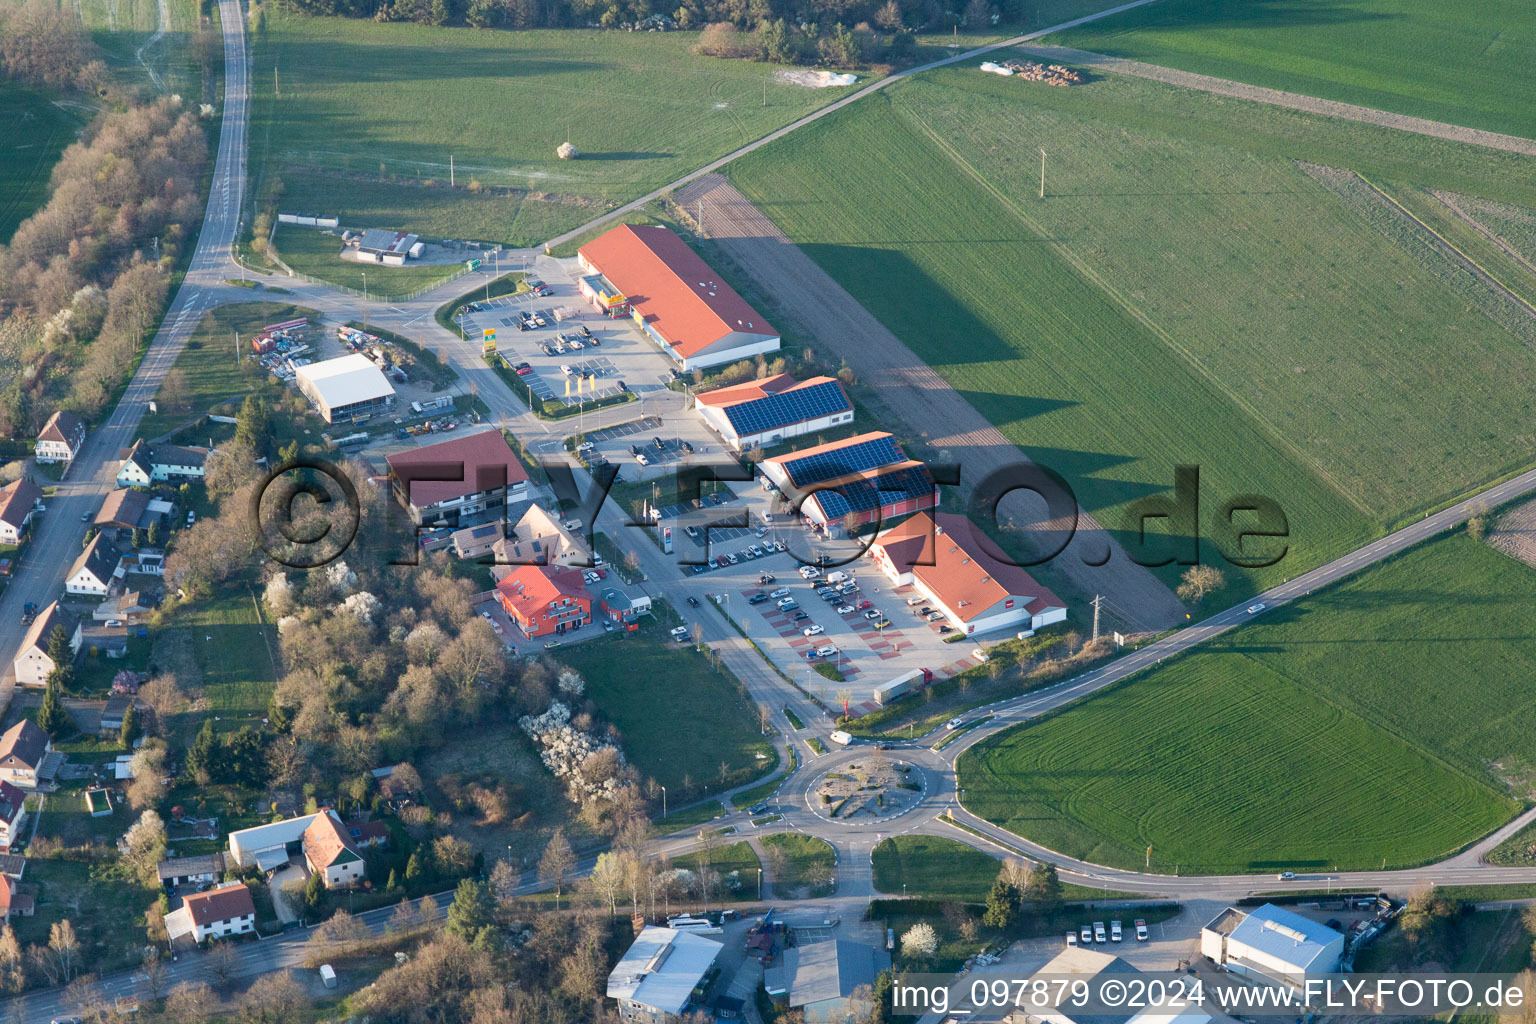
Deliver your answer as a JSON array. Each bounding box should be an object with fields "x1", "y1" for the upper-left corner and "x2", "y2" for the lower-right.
[
  {"x1": 163, "y1": 981, "x2": 217, "y2": 1021},
  {"x1": 538, "y1": 828, "x2": 575, "y2": 903},
  {"x1": 239, "y1": 970, "x2": 309, "y2": 1023},
  {"x1": 48, "y1": 920, "x2": 79, "y2": 982},
  {"x1": 140, "y1": 948, "x2": 168, "y2": 1002},
  {"x1": 1175, "y1": 565, "x2": 1225, "y2": 604},
  {"x1": 205, "y1": 939, "x2": 237, "y2": 990}
]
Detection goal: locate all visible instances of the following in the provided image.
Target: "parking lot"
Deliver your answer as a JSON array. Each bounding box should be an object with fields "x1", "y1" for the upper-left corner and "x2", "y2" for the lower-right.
[{"x1": 455, "y1": 259, "x2": 726, "y2": 482}]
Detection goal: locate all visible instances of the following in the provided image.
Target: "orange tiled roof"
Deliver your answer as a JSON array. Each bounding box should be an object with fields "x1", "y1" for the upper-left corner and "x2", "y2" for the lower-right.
[{"x1": 875, "y1": 512, "x2": 1062, "y2": 622}]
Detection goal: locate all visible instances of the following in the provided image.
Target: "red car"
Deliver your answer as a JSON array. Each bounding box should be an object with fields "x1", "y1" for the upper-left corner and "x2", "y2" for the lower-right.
[
  {"x1": 514, "y1": 363, "x2": 533, "y2": 375},
  {"x1": 857, "y1": 600, "x2": 873, "y2": 611}
]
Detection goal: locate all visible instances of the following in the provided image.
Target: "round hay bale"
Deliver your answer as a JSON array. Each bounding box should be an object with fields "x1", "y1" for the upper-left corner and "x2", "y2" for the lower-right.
[{"x1": 557, "y1": 142, "x2": 580, "y2": 160}]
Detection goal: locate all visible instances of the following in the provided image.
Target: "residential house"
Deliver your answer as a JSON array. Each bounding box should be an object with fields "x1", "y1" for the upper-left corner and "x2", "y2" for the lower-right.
[
  {"x1": 13, "y1": 602, "x2": 80, "y2": 688},
  {"x1": 495, "y1": 564, "x2": 592, "y2": 639},
  {"x1": 0, "y1": 781, "x2": 28, "y2": 850},
  {"x1": 66, "y1": 533, "x2": 121, "y2": 597},
  {"x1": 868, "y1": 512, "x2": 1068, "y2": 637},
  {"x1": 0, "y1": 479, "x2": 42, "y2": 545},
  {"x1": 95, "y1": 489, "x2": 171, "y2": 540},
  {"x1": 764, "y1": 940, "x2": 890, "y2": 1024},
  {"x1": 342, "y1": 817, "x2": 389, "y2": 850},
  {"x1": 35, "y1": 411, "x2": 86, "y2": 465},
  {"x1": 163, "y1": 883, "x2": 256, "y2": 945},
  {"x1": 0, "y1": 720, "x2": 51, "y2": 787},
  {"x1": 93, "y1": 589, "x2": 158, "y2": 624},
  {"x1": 607, "y1": 926, "x2": 723, "y2": 1024},
  {"x1": 302, "y1": 809, "x2": 365, "y2": 888},
  {"x1": 0, "y1": 875, "x2": 33, "y2": 918},
  {"x1": 227, "y1": 814, "x2": 317, "y2": 871},
  {"x1": 116, "y1": 439, "x2": 210, "y2": 486},
  {"x1": 386, "y1": 430, "x2": 531, "y2": 529}
]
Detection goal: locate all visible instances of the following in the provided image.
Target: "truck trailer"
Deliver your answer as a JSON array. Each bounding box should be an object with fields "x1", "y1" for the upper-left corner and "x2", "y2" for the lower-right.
[{"x1": 872, "y1": 667, "x2": 934, "y2": 705}]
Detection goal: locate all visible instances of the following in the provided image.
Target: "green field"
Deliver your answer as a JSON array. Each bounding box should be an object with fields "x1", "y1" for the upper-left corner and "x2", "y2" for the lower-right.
[
  {"x1": 62, "y1": 0, "x2": 212, "y2": 98},
  {"x1": 0, "y1": 84, "x2": 82, "y2": 243},
  {"x1": 1047, "y1": 0, "x2": 1536, "y2": 141},
  {"x1": 160, "y1": 587, "x2": 283, "y2": 744},
  {"x1": 247, "y1": 15, "x2": 861, "y2": 244},
  {"x1": 673, "y1": 840, "x2": 762, "y2": 903},
  {"x1": 761, "y1": 833, "x2": 836, "y2": 898},
  {"x1": 959, "y1": 534, "x2": 1536, "y2": 874},
  {"x1": 559, "y1": 625, "x2": 775, "y2": 799},
  {"x1": 728, "y1": 67, "x2": 1536, "y2": 596},
  {"x1": 873, "y1": 835, "x2": 1001, "y2": 901}
]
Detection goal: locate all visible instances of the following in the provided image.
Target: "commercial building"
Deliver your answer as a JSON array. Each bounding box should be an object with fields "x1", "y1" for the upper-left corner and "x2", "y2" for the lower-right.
[
  {"x1": 35, "y1": 410, "x2": 86, "y2": 464},
  {"x1": 607, "y1": 925, "x2": 723, "y2": 1023},
  {"x1": 13, "y1": 603, "x2": 80, "y2": 688},
  {"x1": 577, "y1": 224, "x2": 779, "y2": 371},
  {"x1": 386, "y1": 430, "x2": 531, "y2": 528},
  {"x1": 116, "y1": 439, "x2": 210, "y2": 486},
  {"x1": 869, "y1": 512, "x2": 1067, "y2": 636},
  {"x1": 66, "y1": 533, "x2": 120, "y2": 597},
  {"x1": 0, "y1": 479, "x2": 41, "y2": 545},
  {"x1": 496, "y1": 564, "x2": 592, "y2": 639},
  {"x1": 228, "y1": 813, "x2": 318, "y2": 871},
  {"x1": 758, "y1": 432, "x2": 938, "y2": 532},
  {"x1": 1004, "y1": 947, "x2": 1218, "y2": 1024},
  {"x1": 351, "y1": 228, "x2": 420, "y2": 266},
  {"x1": 694, "y1": 374, "x2": 852, "y2": 451},
  {"x1": 295, "y1": 353, "x2": 396, "y2": 424},
  {"x1": 1201, "y1": 904, "x2": 1344, "y2": 989},
  {"x1": 0, "y1": 720, "x2": 53, "y2": 787},
  {"x1": 764, "y1": 940, "x2": 889, "y2": 1024},
  {"x1": 164, "y1": 883, "x2": 257, "y2": 945}
]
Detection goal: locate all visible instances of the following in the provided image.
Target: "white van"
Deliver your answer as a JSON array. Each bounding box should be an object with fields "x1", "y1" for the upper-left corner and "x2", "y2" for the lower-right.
[
  {"x1": 826, "y1": 571, "x2": 849, "y2": 584},
  {"x1": 1110, "y1": 920, "x2": 1123, "y2": 942},
  {"x1": 906, "y1": 596, "x2": 925, "y2": 606},
  {"x1": 829, "y1": 730, "x2": 853, "y2": 745}
]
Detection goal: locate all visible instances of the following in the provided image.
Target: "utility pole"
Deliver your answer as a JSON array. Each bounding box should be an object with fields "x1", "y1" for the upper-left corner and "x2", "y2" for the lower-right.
[
  {"x1": 450, "y1": 154, "x2": 454, "y2": 188},
  {"x1": 763, "y1": 76, "x2": 767, "y2": 107},
  {"x1": 1091, "y1": 593, "x2": 1101, "y2": 644},
  {"x1": 1039, "y1": 148, "x2": 1046, "y2": 199},
  {"x1": 233, "y1": 330, "x2": 239, "y2": 366},
  {"x1": 274, "y1": 67, "x2": 279, "y2": 97}
]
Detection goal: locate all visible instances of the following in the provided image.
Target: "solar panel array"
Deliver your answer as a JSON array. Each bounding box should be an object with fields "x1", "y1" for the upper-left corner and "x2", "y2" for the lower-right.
[
  {"x1": 723, "y1": 380, "x2": 851, "y2": 438},
  {"x1": 780, "y1": 434, "x2": 905, "y2": 487},
  {"x1": 812, "y1": 464, "x2": 937, "y2": 520}
]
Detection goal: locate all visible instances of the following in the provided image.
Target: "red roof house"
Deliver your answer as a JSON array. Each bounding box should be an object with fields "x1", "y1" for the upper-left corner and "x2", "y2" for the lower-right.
[{"x1": 496, "y1": 565, "x2": 592, "y2": 639}]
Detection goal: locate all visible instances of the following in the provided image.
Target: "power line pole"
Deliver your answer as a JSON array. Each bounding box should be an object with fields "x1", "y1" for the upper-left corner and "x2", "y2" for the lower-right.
[
  {"x1": 274, "y1": 67, "x2": 279, "y2": 98},
  {"x1": 1091, "y1": 593, "x2": 1101, "y2": 644},
  {"x1": 450, "y1": 154, "x2": 454, "y2": 188},
  {"x1": 1039, "y1": 148, "x2": 1046, "y2": 200}
]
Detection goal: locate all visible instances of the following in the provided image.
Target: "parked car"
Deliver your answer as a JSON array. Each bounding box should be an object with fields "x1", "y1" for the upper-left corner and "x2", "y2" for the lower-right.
[
  {"x1": 1093, "y1": 922, "x2": 1107, "y2": 943},
  {"x1": 1134, "y1": 919, "x2": 1148, "y2": 941},
  {"x1": 815, "y1": 644, "x2": 837, "y2": 657},
  {"x1": 770, "y1": 588, "x2": 791, "y2": 599},
  {"x1": 749, "y1": 594, "x2": 770, "y2": 605},
  {"x1": 792, "y1": 611, "x2": 808, "y2": 621},
  {"x1": 857, "y1": 600, "x2": 873, "y2": 611},
  {"x1": 836, "y1": 604, "x2": 854, "y2": 615},
  {"x1": 803, "y1": 625, "x2": 825, "y2": 637},
  {"x1": 1080, "y1": 925, "x2": 1093, "y2": 944},
  {"x1": 559, "y1": 364, "x2": 574, "y2": 376},
  {"x1": 708, "y1": 492, "x2": 727, "y2": 506},
  {"x1": 1066, "y1": 931, "x2": 1078, "y2": 947},
  {"x1": 685, "y1": 526, "x2": 700, "y2": 538},
  {"x1": 863, "y1": 610, "x2": 881, "y2": 621},
  {"x1": 617, "y1": 380, "x2": 628, "y2": 392},
  {"x1": 686, "y1": 596, "x2": 700, "y2": 607},
  {"x1": 1110, "y1": 920, "x2": 1122, "y2": 942}
]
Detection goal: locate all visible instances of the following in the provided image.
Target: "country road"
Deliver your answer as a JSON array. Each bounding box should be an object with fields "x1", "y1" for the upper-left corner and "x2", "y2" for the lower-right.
[{"x1": 8, "y1": 0, "x2": 1536, "y2": 1016}]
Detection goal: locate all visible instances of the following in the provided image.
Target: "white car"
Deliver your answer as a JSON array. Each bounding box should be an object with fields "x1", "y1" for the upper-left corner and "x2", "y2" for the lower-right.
[
  {"x1": 1247, "y1": 602, "x2": 1267, "y2": 615},
  {"x1": 971, "y1": 647, "x2": 988, "y2": 662},
  {"x1": 799, "y1": 566, "x2": 821, "y2": 580},
  {"x1": 1110, "y1": 920, "x2": 1122, "y2": 942},
  {"x1": 583, "y1": 571, "x2": 601, "y2": 584},
  {"x1": 559, "y1": 364, "x2": 574, "y2": 376},
  {"x1": 1093, "y1": 922, "x2": 1107, "y2": 943},
  {"x1": 1066, "y1": 931, "x2": 1078, "y2": 947},
  {"x1": 945, "y1": 717, "x2": 965, "y2": 731},
  {"x1": 770, "y1": 588, "x2": 791, "y2": 599},
  {"x1": 669, "y1": 626, "x2": 689, "y2": 637},
  {"x1": 802, "y1": 625, "x2": 825, "y2": 637},
  {"x1": 836, "y1": 604, "x2": 854, "y2": 615},
  {"x1": 815, "y1": 644, "x2": 837, "y2": 657}
]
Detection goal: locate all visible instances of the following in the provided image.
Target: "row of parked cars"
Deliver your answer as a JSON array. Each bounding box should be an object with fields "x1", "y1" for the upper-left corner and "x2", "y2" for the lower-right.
[{"x1": 1066, "y1": 918, "x2": 1149, "y2": 947}]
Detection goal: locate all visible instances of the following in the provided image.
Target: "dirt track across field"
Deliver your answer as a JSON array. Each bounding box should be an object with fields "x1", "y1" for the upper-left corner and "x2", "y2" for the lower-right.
[
  {"x1": 1016, "y1": 44, "x2": 1536, "y2": 156},
  {"x1": 674, "y1": 174, "x2": 1184, "y2": 631},
  {"x1": 1489, "y1": 497, "x2": 1536, "y2": 570}
]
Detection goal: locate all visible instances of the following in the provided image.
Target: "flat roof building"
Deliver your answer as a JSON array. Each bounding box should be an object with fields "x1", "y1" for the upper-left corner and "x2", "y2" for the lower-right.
[
  {"x1": 764, "y1": 940, "x2": 889, "y2": 1024},
  {"x1": 1201, "y1": 904, "x2": 1344, "y2": 989},
  {"x1": 386, "y1": 430, "x2": 531, "y2": 528},
  {"x1": 694, "y1": 374, "x2": 852, "y2": 451},
  {"x1": 869, "y1": 511, "x2": 1066, "y2": 636},
  {"x1": 295, "y1": 354, "x2": 395, "y2": 424},
  {"x1": 578, "y1": 224, "x2": 779, "y2": 371},
  {"x1": 608, "y1": 925, "x2": 722, "y2": 1023}
]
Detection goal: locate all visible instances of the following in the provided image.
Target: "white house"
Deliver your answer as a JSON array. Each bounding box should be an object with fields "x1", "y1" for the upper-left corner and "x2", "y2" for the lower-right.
[
  {"x1": 164, "y1": 883, "x2": 256, "y2": 945},
  {"x1": 228, "y1": 813, "x2": 318, "y2": 871},
  {"x1": 157, "y1": 852, "x2": 227, "y2": 891},
  {"x1": 1201, "y1": 904, "x2": 1345, "y2": 990},
  {"x1": 13, "y1": 603, "x2": 80, "y2": 688},
  {"x1": 386, "y1": 430, "x2": 531, "y2": 529},
  {"x1": 608, "y1": 926, "x2": 722, "y2": 1024},
  {"x1": 35, "y1": 411, "x2": 86, "y2": 464},
  {"x1": 302, "y1": 809, "x2": 365, "y2": 888},
  {"x1": 117, "y1": 439, "x2": 210, "y2": 486},
  {"x1": 66, "y1": 533, "x2": 120, "y2": 597},
  {"x1": 0, "y1": 720, "x2": 51, "y2": 788},
  {"x1": 0, "y1": 781, "x2": 28, "y2": 850},
  {"x1": 0, "y1": 479, "x2": 41, "y2": 546},
  {"x1": 693, "y1": 374, "x2": 852, "y2": 451},
  {"x1": 869, "y1": 512, "x2": 1067, "y2": 636}
]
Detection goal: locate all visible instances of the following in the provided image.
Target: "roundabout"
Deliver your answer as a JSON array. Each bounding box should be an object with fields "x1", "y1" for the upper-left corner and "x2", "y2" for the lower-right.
[{"x1": 800, "y1": 746, "x2": 943, "y2": 827}]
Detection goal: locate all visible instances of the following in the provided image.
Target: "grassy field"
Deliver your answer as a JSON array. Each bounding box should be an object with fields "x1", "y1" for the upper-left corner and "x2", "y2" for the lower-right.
[
  {"x1": 1047, "y1": 0, "x2": 1536, "y2": 140},
  {"x1": 558, "y1": 624, "x2": 775, "y2": 799},
  {"x1": 873, "y1": 835, "x2": 1001, "y2": 901},
  {"x1": 246, "y1": 15, "x2": 862, "y2": 245},
  {"x1": 959, "y1": 534, "x2": 1536, "y2": 874},
  {"x1": 728, "y1": 67, "x2": 1536, "y2": 598},
  {"x1": 158, "y1": 587, "x2": 282, "y2": 744},
  {"x1": 761, "y1": 833, "x2": 836, "y2": 898},
  {"x1": 673, "y1": 840, "x2": 761, "y2": 903},
  {"x1": 0, "y1": 84, "x2": 83, "y2": 243},
  {"x1": 272, "y1": 225, "x2": 467, "y2": 296}
]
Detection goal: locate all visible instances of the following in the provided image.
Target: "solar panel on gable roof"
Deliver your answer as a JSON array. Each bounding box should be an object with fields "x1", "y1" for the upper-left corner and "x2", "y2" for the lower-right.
[
  {"x1": 723, "y1": 381, "x2": 850, "y2": 436},
  {"x1": 810, "y1": 464, "x2": 935, "y2": 519},
  {"x1": 782, "y1": 435, "x2": 904, "y2": 486}
]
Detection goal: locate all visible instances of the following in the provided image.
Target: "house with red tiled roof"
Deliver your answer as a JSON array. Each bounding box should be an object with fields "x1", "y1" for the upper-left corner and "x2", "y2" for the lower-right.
[
  {"x1": 694, "y1": 374, "x2": 852, "y2": 451},
  {"x1": 386, "y1": 429, "x2": 531, "y2": 528},
  {"x1": 0, "y1": 875, "x2": 33, "y2": 918},
  {"x1": 35, "y1": 411, "x2": 85, "y2": 465},
  {"x1": 163, "y1": 883, "x2": 255, "y2": 944},
  {"x1": 577, "y1": 224, "x2": 779, "y2": 371},
  {"x1": 496, "y1": 564, "x2": 592, "y2": 639},
  {"x1": 302, "y1": 809, "x2": 365, "y2": 888},
  {"x1": 869, "y1": 512, "x2": 1067, "y2": 637}
]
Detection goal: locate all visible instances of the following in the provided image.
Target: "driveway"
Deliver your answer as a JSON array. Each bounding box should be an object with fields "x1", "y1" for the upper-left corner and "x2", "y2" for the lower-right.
[{"x1": 268, "y1": 861, "x2": 305, "y2": 925}]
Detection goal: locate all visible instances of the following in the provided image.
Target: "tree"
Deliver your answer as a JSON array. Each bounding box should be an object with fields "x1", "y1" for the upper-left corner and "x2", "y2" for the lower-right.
[
  {"x1": 234, "y1": 394, "x2": 272, "y2": 457},
  {"x1": 126, "y1": 743, "x2": 168, "y2": 809},
  {"x1": 538, "y1": 828, "x2": 575, "y2": 902},
  {"x1": 756, "y1": 18, "x2": 794, "y2": 62},
  {"x1": 962, "y1": 0, "x2": 991, "y2": 24},
  {"x1": 164, "y1": 980, "x2": 217, "y2": 1021},
  {"x1": 302, "y1": 870, "x2": 328, "y2": 920},
  {"x1": 48, "y1": 919, "x2": 80, "y2": 982},
  {"x1": 140, "y1": 948, "x2": 167, "y2": 1002},
  {"x1": 122, "y1": 809, "x2": 167, "y2": 884},
  {"x1": 36, "y1": 678, "x2": 71, "y2": 736},
  {"x1": 982, "y1": 876, "x2": 1019, "y2": 931},
  {"x1": 445, "y1": 878, "x2": 496, "y2": 944},
  {"x1": 0, "y1": 924, "x2": 22, "y2": 993},
  {"x1": 874, "y1": 0, "x2": 903, "y2": 28},
  {"x1": 489, "y1": 858, "x2": 519, "y2": 908},
  {"x1": 240, "y1": 971, "x2": 309, "y2": 1023},
  {"x1": 205, "y1": 939, "x2": 238, "y2": 990},
  {"x1": 900, "y1": 922, "x2": 938, "y2": 962},
  {"x1": 158, "y1": 367, "x2": 190, "y2": 413},
  {"x1": 118, "y1": 703, "x2": 138, "y2": 747},
  {"x1": 1176, "y1": 564, "x2": 1226, "y2": 604},
  {"x1": 585, "y1": 851, "x2": 627, "y2": 916},
  {"x1": 306, "y1": 909, "x2": 366, "y2": 963},
  {"x1": 1022, "y1": 861, "x2": 1063, "y2": 915},
  {"x1": 185, "y1": 718, "x2": 218, "y2": 785},
  {"x1": 389, "y1": 897, "x2": 420, "y2": 935},
  {"x1": 1466, "y1": 501, "x2": 1491, "y2": 542}
]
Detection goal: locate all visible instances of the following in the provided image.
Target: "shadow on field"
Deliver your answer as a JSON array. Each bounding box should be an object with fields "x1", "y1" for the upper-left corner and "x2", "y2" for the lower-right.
[
  {"x1": 1068, "y1": 0, "x2": 1396, "y2": 36},
  {"x1": 578, "y1": 151, "x2": 673, "y2": 161}
]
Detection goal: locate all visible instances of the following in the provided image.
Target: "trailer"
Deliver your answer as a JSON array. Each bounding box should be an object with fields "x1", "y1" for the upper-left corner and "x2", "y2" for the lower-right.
[{"x1": 872, "y1": 667, "x2": 934, "y2": 705}]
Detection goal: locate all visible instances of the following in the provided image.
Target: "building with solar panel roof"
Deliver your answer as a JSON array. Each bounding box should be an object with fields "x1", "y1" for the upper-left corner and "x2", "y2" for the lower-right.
[
  {"x1": 759, "y1": 431, "x2": 939, "y2": 532},
  {"x1": 694, "y1": 374, "x2": 853, "y2": 450}
]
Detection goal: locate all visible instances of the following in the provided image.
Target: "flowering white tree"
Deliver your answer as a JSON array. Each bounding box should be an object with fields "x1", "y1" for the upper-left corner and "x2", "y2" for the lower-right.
[
  {"x1": 519, "y1": 701, "x2": 628, "y2": 804},
  {"x1": 325, "y1": 560, "x2": 357, "y2": 595},
  {"x1": 340, "y1": 591, "x2": 381, "y2": 624},
  {"x1": 556, "y1": 668, "x2": 585, "y2": 698},
  {"x1": 901, "y1": 923, "x2": 939, "y2": 961},
  {"x1": 263, "y1": 573, "x2": 294, "y2": 616}
]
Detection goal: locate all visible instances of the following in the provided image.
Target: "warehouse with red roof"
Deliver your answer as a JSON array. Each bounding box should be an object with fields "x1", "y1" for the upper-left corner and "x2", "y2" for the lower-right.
[{"x1": 577, "y1": 224, "x2": 780, "y2": 371}]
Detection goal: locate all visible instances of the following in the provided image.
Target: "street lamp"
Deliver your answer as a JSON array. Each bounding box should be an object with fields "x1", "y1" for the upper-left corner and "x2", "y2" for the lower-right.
[
  {"x1": 660, "y1": 785, "x2": 667, "y2": 819},
  {"x1": 361, "y1": 272, "x2": 368, "y2": 330}
]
